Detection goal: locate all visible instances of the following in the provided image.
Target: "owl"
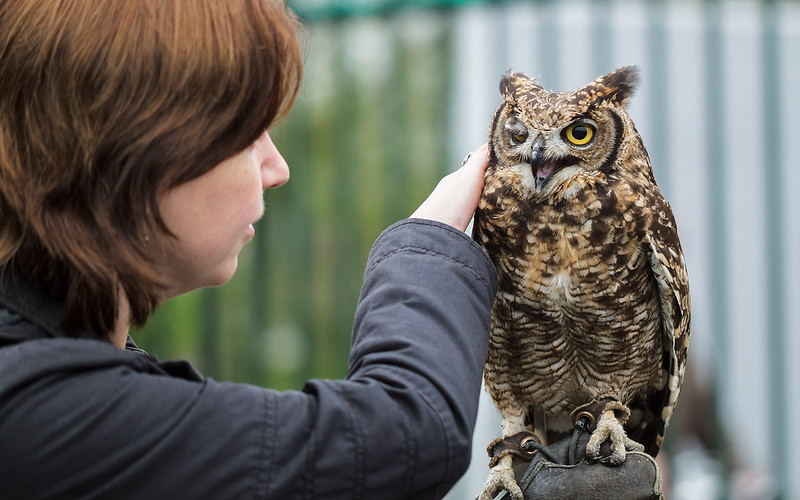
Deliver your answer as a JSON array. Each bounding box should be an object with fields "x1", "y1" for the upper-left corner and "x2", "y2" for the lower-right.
[{"x1": 473, "y1": 66, "x2": 690, "y2": 500}]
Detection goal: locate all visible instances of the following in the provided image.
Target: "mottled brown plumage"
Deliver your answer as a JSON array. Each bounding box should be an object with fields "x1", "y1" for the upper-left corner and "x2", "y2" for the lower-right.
[{"x1": 474, "y1": 66, "x2": 690, "y2": 500}]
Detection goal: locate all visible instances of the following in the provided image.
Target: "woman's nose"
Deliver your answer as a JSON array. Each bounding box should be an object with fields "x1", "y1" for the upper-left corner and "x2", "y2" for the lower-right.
[{"x1": 255, "y1": 132, "x2": 290, "y2": 189}]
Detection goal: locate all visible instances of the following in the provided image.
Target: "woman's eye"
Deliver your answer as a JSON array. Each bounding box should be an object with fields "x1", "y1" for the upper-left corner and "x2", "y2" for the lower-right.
[
  {"x1": 564, "y1": 123, "x2": 594, "y2": 145},
  {"x1": 511, "y1": 132, "x2": 528, "y2": 144}
]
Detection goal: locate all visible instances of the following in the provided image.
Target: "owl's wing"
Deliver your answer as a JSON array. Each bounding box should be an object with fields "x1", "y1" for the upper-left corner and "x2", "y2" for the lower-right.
[
  {"x1": 629, "y1": 204, "x2": 691, "y2": 456},
  {"x1": 471, "y1": 193, "x2": 500, "y2": 260}
]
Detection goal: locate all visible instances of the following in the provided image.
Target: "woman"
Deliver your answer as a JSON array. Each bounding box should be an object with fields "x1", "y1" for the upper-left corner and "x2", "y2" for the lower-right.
[{"x1": 0, "y1": 1, "x2": 496, "y2": 499}]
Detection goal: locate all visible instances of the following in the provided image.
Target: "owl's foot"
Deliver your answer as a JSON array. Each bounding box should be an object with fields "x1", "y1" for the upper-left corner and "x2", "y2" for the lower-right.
[
  {"x1": 476, "y1": 454, "x2": 523, "y2": 500},
  {"x1": 585, "y1": 404, "x2": 644, "y2": 465}
]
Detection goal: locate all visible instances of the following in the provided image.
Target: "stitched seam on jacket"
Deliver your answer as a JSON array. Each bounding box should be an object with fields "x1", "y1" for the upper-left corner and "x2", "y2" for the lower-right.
[
  {"x1": 258, "y1": 391, "x2": 273, "y2": 499},
  {"x1": 372, "y1": 219, "x2": 488, "y2": 261},
  {"x1": 358, "y1": 365, "x2": 453, "y2": 498},
  {"x1": 335, "y1": 384, "x2": 366, "y2": 500},
  {"x1": 303, "y1": 396, "x2": 318, "y2": 499},
  {"x1": 367, "y1": 247, "x2": 493, "y2": 297},
  {"x1": 399, "y1": 403, "x2": 417, "y2": 495}
]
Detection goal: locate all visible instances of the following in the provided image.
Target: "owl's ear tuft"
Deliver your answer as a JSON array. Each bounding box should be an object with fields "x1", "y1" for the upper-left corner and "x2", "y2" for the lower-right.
[
  {"x1": 583, "y1": 65, "x2": 640, "y2": 107},
  {"x1": 499, "y1": 71, "x2": 531, "y2": 103}
]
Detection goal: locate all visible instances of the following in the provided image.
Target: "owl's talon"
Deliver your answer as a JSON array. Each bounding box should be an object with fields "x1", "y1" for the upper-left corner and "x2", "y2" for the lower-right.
[
  {"x1": 477, "y1": 455, "x2": 523, "y2": 500},
  {"x1": 586, "y1": 407, "x2": 643, "y2": 465}
]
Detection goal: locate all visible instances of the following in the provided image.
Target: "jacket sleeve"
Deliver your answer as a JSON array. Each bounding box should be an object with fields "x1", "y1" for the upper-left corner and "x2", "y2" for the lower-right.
[
  {"x1": 0, "y1": 219, "x2": 497, "y2": 500},
  {"x1": 267, "y1": 219, "x2": 498, "y2": 498}
]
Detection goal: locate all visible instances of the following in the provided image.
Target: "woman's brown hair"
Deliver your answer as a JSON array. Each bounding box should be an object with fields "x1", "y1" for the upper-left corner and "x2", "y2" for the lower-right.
[{"x1": 0, "y1": 0, "x2": 303, "y2": 339}]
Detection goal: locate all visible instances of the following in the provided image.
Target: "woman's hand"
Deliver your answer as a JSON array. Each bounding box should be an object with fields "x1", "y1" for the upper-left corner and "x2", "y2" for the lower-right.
[{"x1": 410, "y1": 144, "x2": 489, "y2": 232}]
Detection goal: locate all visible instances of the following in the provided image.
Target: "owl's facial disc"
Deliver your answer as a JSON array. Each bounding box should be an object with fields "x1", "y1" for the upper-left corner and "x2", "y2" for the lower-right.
[
  {"x1": 502, "y1": 115, "x2": 580, "y2": 191},
  {"x1": 527, "y1": 118, "x2": 598, "y2": 191}
]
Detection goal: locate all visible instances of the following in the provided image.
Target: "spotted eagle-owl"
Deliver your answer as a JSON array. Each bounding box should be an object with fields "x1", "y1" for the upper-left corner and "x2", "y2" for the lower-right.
[{"x1": 473, "y1": 66, "x2": 690, "y2": 500}]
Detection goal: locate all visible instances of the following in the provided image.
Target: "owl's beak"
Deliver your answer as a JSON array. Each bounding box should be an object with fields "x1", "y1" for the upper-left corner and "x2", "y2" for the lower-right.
[
  {"x1": 528, "y1": 136, "x2": 573, "y2": 190},
  {"x1": 527, "y1": 135, "x2": 545, "y2": 164},
  {"x1": 528, "y1": 136, "x2": 547, "y2": 189},
  {"x1": 528, "y1": 154, "x2": 541, "y2": 172}
]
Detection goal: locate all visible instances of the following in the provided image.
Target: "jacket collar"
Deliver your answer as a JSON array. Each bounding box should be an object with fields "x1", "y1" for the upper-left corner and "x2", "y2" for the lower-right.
[
  {"x1": 0, "y1": 268, "x2": 203, "y2": 381},
  {"x1": 0, "y1": 269, "x2": 70, "y2": 343}
]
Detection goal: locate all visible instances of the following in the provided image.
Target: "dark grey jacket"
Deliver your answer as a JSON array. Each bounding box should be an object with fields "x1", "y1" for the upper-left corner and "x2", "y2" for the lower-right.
[{"x1": 0, "y1": 219, "x2": 498, "y2": 499}]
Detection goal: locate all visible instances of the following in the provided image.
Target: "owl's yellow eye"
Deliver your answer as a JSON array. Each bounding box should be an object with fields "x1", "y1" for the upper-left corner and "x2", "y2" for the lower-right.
[{"x1": 564, "y1": 123, "x2": 594, "y2": 146}]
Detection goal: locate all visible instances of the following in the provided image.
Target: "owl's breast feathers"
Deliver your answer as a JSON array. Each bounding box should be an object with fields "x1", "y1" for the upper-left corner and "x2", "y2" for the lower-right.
[{"x1": 474, "y1": 165, "x2": 690, "y2": 455}]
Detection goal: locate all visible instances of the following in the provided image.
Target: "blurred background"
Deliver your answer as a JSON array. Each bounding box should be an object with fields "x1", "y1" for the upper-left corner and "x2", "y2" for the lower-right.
[{"x1": 135, "y1": 0, "x2": 800, "y2": 498}]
